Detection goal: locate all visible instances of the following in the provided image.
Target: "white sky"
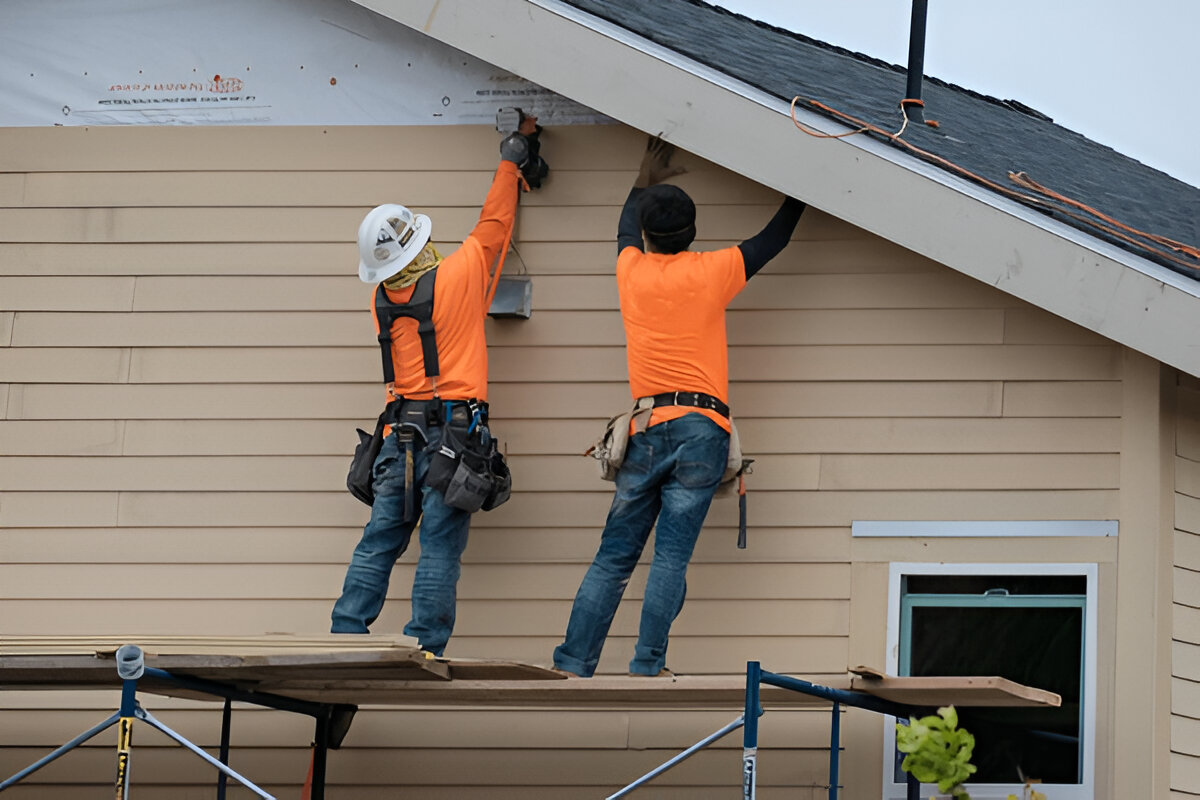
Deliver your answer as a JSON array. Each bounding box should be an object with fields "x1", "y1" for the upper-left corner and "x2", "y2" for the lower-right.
[{"x1": 712, "y1": 0, "x2": 1199, "y2": 189}]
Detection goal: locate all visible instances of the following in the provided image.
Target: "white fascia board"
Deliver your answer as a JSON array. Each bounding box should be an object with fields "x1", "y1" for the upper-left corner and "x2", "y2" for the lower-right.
[{"x1": 351, "y1": 0, "x2": 1200, "y2": 377}]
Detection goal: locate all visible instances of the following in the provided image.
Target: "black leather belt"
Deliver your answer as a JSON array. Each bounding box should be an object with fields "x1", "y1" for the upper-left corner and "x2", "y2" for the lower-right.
[{"x1": 650, "y1": 391, "x2": 730, "y2": 419}]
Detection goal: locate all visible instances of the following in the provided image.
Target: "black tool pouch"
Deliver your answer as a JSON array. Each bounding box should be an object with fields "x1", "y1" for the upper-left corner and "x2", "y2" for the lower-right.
[
  {"x1": 346, "y1": 399, "x2": 402, "y2": 506},
  {"x1": 426, "y1": 415, "x2": 511, "y2": 513},
  {"x1": 482, "y1": 443, "x2": 512, "y2": 511}
]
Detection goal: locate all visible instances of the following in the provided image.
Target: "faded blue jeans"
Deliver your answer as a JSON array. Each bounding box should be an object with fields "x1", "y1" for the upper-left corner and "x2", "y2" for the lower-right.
[
  {"x1": 331, "y1": 425, "x2": 470, "y2": 655},
  {"x1": 554, "y1": 413, "x2": 730, "y2": 676}
]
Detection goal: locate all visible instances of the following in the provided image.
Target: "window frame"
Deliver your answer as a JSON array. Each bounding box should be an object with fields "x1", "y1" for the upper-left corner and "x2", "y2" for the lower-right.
[{"x1": 882, "y1": 562, "x2": 1098, "y2": 800}]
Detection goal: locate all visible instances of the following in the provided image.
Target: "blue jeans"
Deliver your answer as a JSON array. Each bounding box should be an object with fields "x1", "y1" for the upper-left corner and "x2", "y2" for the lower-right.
[
  {"x1": 331, "y1": 425, "x2": 470, "y2": 655},
  {"x1": 554, "y1": 413, "x2": 729, "y2": 676}
]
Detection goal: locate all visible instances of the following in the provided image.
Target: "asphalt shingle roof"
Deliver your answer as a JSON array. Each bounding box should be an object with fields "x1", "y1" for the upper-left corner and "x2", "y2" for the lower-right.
[{"x1": 562, "y1": 0, "x2": 1200, "y2": 280}]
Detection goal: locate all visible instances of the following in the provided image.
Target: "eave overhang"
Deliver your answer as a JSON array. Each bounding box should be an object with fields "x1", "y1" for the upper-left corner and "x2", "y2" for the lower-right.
[{"x1": 351, "y1": 0, "x2": 1200, "y2": 377}]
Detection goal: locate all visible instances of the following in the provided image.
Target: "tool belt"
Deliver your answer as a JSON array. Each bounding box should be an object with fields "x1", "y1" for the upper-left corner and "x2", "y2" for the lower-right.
[
  {"x1": 650, "y1": 391, "x2": 730, "y2": 419},
  {"x1": 422, "y1": 400, "x2": 511, "y2": 515},
  {"x1": 585, "y1": 392, "x2": 754, "y2": 547},
  {"x1": 346, "y1": 398, "x2": 511, "y2": 517}
]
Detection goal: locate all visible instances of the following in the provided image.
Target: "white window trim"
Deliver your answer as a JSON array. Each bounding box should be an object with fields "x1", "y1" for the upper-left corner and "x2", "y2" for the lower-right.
[
  {"x1": 883, "y1": 561, "x2": 1099, "y2": 800},
  {"x1": 853, "y1": 520, "x2": 1117, "y2": 538}
]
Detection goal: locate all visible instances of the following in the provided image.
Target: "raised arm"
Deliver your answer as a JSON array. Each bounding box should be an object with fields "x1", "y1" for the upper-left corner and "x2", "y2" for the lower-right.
[
  {"x1": 618, "y1": 135, "x2": 687, "y2": 254},
  {"x1": 470, "y1": 116, "x2": 544, "y2": 266},
  {"x1": 738, "y1": 196, "x2": 806, "y2": 279}
]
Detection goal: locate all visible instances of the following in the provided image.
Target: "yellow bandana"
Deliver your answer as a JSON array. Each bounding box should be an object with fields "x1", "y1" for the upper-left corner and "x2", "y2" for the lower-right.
[{"x1": 383, "y1": 242, "x2": 443, "y2": 290}]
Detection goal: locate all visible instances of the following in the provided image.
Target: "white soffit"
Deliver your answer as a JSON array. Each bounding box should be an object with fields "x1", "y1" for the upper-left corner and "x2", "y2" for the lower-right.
[{"x1": 351, "y1": 0, "x2": 1200, "y2": 378}]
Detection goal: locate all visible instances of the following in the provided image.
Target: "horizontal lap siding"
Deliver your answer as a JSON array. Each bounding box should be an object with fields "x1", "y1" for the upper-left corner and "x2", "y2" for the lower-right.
[
  {"x1": 1175, "y1": 379, "x2": 1200, "y2": 793},
  {"x1": 0, "y1": 124, "x2": 1121, "y2": 798}
]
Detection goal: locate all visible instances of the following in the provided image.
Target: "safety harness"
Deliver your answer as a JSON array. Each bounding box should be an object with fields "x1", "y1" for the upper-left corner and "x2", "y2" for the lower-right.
[
  {"x1": 375, "y1": 269, "x2": 439, "y2": 385},
  {"x1": 373, "y1": 271, "x2": 439, "y2": 521}
]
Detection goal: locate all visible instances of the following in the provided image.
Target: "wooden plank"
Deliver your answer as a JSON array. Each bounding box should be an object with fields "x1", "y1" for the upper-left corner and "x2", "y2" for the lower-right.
[
  {"x1": 1003, "y1": 307, "x2": 1110, "y2": 345},
  {"x1": 118, "y1": 344, "x2": 1120, "y2": 384},
  {"x1": 9, "y1": 169, "x2": 789, "y2": 209},
  {"x1": 0, "y1": 348, "x2": 129, "y2": 383},
  {"x1": 1181, "y1": 495, "x2": 1200, "y2": 537},
  {"x1": 42, "y1": 272, "x2": 1025, "y2": 312},
  {"x1": 111, "y1": 416, "x2": 1119, "y2": 458},
  {"x1": 0, "y1": 277, "x2": 135, "y2": 310},
  {"x1": 0, "y1": 238, "x2": 934, "y2": 278},
  {"x1": 0, "y1": 311, "x2": 12, "y2": 346},
  {"x1": 0, "y1": 204, "x2": 794, "y2": 245},
  {"x1": 1178, "y1": 531, "x2": 1200, "y2": 573},
  {"x1": 0, "y1": 421, "x2": 124, "y2": 456},
  {"x1": 96, "y1": 487, "x2": 1123, "y2": 529},
  {"x1": 1174, "y1": 715, "x2": 1200, "y2": 758},
  {"x1": 0, "y1": 455, "x2": 347, "y2": 491},
  {"x1": 0, "y1": 124, "x2": 650, "y2": 172},
  {"x1": 10, "y1": 308, "x2": 1012, "y2": 348},
  {"x1": 0, "y1": 562, "x2": 853, "y2": 601},
  {"x1": 1177, "y1": 677, "x2": 1200, "y2": 722},
  {"x1": 818, "y1": 453, "x2": 1119, "y2": 491},
  {"x1": 1179, "y1": 638, "x2": 1200, "y2": 683},
  {"x1": 0, "y1": 599, "x2": 848, "y2": 639},
  {"x1": 849, "y1": 674, "x2": 1060, "y2": 707},
  {"x1": 1002, "y1": 380, "x2": 1122, "y2": 417},
  {"x1": 6, "y1": 380, "x2": 1020, "y2": 421},
  {"x1": 5, "y1": 383, "x2": 380, "y2": 420},
  {"x1": 0, "y1": 242, "x2": 356, "y2": 277},
  {"x1": 1180, "y1": 456, "x2": 1200, "y2": 500},
  {"x1": 0, "y1": 492, "x2": 118, "y2": 527},
  {"x1": 1176, "y1": 602, "x2": 1200, "y2": 646},
  {"x1": 1178, "y1": 567, "x2": 1200, "y2": 609},
  {"x1": 84, "y1": 488, "x2": 1125, "y2": 529},
  {"x1": 0, "y1": 525, "x2": 851, "y2": 565}
]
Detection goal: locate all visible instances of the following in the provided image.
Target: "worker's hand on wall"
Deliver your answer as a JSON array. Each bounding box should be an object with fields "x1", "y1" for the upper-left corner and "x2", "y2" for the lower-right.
[{"x1": 634, "y1": 134, "x2": 686, "y2": 189}]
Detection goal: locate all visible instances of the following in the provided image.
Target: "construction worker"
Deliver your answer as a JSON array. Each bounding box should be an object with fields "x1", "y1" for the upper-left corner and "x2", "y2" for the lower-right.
[
  {"x1": 332, "y1": 119, "x2": 544, "y2": 654},
  {"x1": 553, "y1": 135, "x2": 805, "y2": 677}
]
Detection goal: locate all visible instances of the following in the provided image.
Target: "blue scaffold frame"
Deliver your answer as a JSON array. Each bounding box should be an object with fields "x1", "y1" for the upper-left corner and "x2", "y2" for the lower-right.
[
  {"x1": 609, "y1": 661, "x2": 925, "y2": 800},
  {"x1": 0, "y1": 645, "x2": 356, "y2": 800}
]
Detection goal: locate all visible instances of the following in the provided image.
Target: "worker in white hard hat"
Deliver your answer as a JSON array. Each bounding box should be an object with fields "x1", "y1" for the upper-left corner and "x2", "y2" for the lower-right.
[{"x1": 332, "y1": 116, "x2": 545, "y2": 655}]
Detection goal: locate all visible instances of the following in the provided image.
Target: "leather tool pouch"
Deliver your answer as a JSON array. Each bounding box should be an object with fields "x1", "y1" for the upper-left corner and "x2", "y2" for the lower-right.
[
  {"x1": 713, "y1": 418, "x2": 752, "y2": 497},
  {"x1": 586, "y1": 397, "x2": 654, "y2": 481}
]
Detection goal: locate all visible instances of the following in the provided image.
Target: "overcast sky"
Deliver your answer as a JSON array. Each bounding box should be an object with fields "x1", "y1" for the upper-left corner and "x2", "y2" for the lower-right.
[{"x1": 711, "y1": 0, "x2": 1199, "y2": 189}]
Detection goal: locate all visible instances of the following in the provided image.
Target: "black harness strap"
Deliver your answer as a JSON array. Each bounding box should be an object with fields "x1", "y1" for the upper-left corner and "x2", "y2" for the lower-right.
[{"x1": 374, "y1": 268, "x2": 439, "y2": 382}]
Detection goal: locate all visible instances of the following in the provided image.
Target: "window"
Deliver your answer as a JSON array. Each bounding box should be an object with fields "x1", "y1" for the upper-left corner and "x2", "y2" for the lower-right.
[{"x1": 883, "y1": 563, "x2": 1097, "y2": 800}]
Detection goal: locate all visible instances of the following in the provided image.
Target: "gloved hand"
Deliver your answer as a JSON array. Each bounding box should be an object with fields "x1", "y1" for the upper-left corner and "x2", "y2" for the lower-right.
[{"x1": 500, "y1": 133, "x2": 530, "y2": 166}]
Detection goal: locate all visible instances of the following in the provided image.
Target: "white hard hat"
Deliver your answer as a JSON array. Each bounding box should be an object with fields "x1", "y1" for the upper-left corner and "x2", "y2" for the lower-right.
[{"x1": 357, "y1": 204, "x2": 432, "y2": 284}]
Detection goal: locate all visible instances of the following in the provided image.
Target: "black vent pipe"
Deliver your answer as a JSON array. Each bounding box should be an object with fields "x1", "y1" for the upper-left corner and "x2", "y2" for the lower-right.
[{"x1": 905, "y1": 0, "x2": 928, "y2": 123}]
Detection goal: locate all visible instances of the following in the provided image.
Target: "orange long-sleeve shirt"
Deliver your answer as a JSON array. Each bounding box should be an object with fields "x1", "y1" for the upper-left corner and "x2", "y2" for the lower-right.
[{"x1": 370, "y1": 160, "x2": 520, "y2": 403}]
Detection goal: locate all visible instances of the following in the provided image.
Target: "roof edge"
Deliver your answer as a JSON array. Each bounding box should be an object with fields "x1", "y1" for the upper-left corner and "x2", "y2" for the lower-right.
[{"x1": 350, "y1": 0, "x2": 1200, "y2": 377}]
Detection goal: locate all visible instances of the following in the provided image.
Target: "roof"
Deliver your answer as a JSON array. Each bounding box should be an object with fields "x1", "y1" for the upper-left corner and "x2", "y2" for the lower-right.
[
  {"x1": 351, "y1": 0, "x2": 1200, "y2": 376},
  {"x1": 562, "y1": 0, "x2": 1200, "y2": 280}
]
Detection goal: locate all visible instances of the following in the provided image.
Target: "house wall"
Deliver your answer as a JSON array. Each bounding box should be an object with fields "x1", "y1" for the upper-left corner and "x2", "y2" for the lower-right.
[
  {"x1": 0, "y1": 123, "x2": 1141, "y2": 798},
  {"x1": 1173, "y1": 373, "x2": 1200, "y2": 796}
]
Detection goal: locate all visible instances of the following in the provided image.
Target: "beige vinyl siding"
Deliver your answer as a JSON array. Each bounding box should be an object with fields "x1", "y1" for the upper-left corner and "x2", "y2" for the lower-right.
[
  {"x1": 1174, "y1": 374, "x2": 1200, "y2": 795},
  {"x1": 1, "y1": 124, "x2": 1123, "y2": 798}
]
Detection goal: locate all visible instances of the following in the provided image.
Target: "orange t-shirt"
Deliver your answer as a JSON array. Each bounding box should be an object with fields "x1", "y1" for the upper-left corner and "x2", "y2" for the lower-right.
[
  {"x1": 616, "y1": 245, "x2": 747, "y2": 432},
  {"x1": 371, "y1": 161, "x2": 520, "y2": 403}
]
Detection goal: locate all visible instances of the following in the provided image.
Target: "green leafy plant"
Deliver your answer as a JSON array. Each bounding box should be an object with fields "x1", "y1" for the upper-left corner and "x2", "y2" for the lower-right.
[{"x1": 895, "y1": 705, "x2": 977, "y2": 799}]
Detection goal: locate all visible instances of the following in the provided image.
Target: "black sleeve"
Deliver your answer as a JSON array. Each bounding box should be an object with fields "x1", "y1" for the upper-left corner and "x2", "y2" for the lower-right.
[
  {"x1": 737, "y1": 197, "x2": 806, "y2": 279},
  {"x1": 617, "y1": 187, "x2": 644, "y2": 254}
]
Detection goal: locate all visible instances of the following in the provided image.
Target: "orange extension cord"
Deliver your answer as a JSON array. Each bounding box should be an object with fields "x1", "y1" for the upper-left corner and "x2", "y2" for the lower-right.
[{"x1": 789, "y1": 96, "x2": 1200, "y2": 273}]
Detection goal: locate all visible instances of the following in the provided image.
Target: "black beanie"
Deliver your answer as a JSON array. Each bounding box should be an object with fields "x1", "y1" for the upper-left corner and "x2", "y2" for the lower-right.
[{"x1": 636, "y1": 184, "x2": 696, "y2": 253}]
